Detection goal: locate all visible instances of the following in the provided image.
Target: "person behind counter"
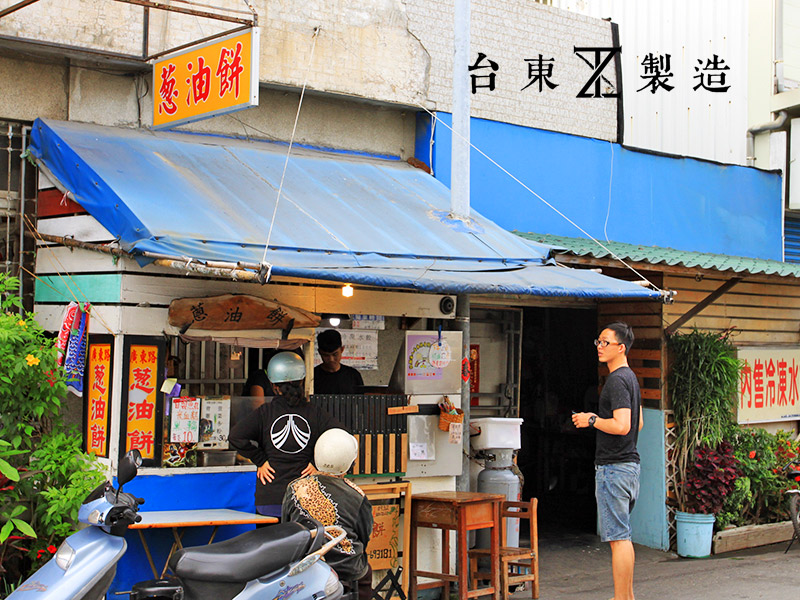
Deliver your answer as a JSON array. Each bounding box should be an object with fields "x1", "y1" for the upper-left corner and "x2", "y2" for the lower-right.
[
  {"x1": 282, "y1": 428, "x2": 373, "y2": 600},
  {"x1": 229, "y1": 351, "x2": 339, "y2": 518},
  {"x1": 314, "y1": 329, "x2": 364, "y2": 394}
]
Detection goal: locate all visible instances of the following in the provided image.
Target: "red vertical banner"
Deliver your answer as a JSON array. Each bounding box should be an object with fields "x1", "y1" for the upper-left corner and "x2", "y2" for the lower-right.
[
  {"x1": 85, "y1": 341, "x2": 112, "y2": 457},
  {"x1": 469, "y1": 344, "x2": 480, "y2": 406},
  {"x1": 125, "y1": 344, "x2": 160, "y2": 460}
]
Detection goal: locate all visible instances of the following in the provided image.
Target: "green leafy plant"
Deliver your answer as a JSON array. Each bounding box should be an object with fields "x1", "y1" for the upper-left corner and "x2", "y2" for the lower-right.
[
  {"x1": 0, "y1": 273, "x2": 106, "y2": 588},
  {"x1": 29, "y1": 431, "x2": 106, "y2": 541},
  {"x1": 667, "y1": 329, "x2": 742, "y2": 513}
]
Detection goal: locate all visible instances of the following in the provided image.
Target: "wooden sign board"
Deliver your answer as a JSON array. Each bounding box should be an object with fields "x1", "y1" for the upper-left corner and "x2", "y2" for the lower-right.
[
  {"x1": 169, "y1": 294, "x2": 321, "y2": 331},
  {"x1": 368, "y1": 504, "x2": 400, "y2": 569}
]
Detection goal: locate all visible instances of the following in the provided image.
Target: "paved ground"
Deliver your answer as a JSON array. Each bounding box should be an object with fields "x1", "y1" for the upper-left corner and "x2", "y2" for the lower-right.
[{"x1": 517, "y1": 529, "x2": 800, "y2": 599}]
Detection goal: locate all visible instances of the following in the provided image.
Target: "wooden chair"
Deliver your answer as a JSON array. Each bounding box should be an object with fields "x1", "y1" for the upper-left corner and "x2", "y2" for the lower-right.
[{"x1": 468, "y1": 498, "x2": 539, "y2": 600}]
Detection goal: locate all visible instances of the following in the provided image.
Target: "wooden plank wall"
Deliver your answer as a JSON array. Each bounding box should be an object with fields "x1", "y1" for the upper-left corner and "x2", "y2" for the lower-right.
[
  {"x1": 663, "y1": 274, "x2": 800, "y2": 345},
  {"x1": 597, "y1": 272, "x2": 665, "y2": 409}
]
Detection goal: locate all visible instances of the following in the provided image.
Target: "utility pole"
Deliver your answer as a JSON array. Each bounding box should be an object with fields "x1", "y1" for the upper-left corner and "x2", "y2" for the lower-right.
[{"x1": 452, "y1": 0, "x2": 472, "y2": 493}]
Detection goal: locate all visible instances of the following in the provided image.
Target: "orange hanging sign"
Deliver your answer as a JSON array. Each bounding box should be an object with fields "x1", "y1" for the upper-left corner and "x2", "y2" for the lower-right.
[
  {"x1": 86, "y1": 343, "x2": 112, "y2": 457},
  {"x1": 153, "y1": 28, "x2": 260, "y2": 129},
  {"x1": 126, "y1": 345, "x2": 159, "y2": 459}
]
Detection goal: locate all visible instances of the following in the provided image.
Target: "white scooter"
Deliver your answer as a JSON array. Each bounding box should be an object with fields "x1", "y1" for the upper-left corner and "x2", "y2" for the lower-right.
[{"x1": 9, "y1": 450, "x2": 346, "y2": 600}]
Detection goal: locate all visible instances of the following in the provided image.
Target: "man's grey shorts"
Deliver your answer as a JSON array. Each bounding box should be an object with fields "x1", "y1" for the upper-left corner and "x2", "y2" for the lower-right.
[{"x1": 595, "y1": 462, "x2": 640, "y2": 542}]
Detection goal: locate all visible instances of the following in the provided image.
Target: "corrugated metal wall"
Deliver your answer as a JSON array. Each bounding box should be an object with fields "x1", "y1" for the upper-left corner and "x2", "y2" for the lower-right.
[
  {"x1": 784, "y1": 213, "x2": 800, "y2": 263},
  {"x1": 552, "y1": 0, "x2": 749, "y2": 165}
]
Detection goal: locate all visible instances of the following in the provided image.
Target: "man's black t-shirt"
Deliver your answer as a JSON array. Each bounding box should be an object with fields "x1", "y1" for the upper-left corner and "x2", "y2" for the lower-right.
[
  {"x1": 595, "y1": 366, "x2": 641, "y2": 466},
  {"x1": 314, "y1": 364, "x2": 364, "y2": 395},
  {"x1": 229, "y1": 397, "x2": 337, "y2": 505},
  {"x1": 244, "y1": 368, "x2": 270, "y2": 396}
]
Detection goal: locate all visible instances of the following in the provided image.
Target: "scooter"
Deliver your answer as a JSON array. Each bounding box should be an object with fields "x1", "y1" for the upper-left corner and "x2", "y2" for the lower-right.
[{"x1": 8, "y1": 450, "x2": 347, "y2": 600}]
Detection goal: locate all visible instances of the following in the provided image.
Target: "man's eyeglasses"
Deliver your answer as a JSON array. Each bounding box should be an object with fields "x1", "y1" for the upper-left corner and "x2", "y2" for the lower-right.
[{"x1": 594, "y1": 339, "x2": 620, "y2": 348}]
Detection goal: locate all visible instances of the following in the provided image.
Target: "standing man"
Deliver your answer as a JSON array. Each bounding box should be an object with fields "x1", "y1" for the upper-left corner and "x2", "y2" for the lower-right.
[
  {"x1": 572, "y1": 322, "x2": 643, "y2": 600},
  {"x1": 314, "y1": 329, "x2": 364, "y2": 394}
]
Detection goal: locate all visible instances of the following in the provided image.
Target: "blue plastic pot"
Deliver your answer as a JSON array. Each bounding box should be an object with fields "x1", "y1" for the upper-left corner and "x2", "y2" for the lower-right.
[{"x1": 675, "y1": 511, "x2": 715, "y2": 558}]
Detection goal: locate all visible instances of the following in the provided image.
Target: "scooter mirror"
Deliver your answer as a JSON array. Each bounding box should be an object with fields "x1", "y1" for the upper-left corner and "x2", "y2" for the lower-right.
[{"x1": 118, "y1": 449, "x2": 143, "y2": 488}]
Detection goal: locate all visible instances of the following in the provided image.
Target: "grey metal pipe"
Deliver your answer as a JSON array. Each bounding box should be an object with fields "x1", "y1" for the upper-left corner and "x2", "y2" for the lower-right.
[
  {"x1": 455, "y1": 293, "x2": 471, "y2": 492},
  {"x1": 746, "y1": 110, "x2": 788, "y2": 166},
  {"x1": 450, "y1": 0, "x2": 470, "y2": 219}
]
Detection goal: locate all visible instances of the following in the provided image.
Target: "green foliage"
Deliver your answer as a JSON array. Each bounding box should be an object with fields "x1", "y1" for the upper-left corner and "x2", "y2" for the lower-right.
[
  {"x1": 0, "y1": 273, "x2": 106, "y2": 587},
  {"x1": 0, "y1": 274, "x2": 67, "y2": 453},
  {"x1": 717, "y1": 426, "x2": 800, "y2": 528},
  {"x1": 29, "y1": 431, "x2": 106, "y2": 540},
  {"x1": 667, "y1": 329, "x2": 742, "y2": 513}
]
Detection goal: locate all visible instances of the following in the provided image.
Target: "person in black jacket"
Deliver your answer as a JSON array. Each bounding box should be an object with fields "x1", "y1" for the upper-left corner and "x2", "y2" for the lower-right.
[
  {"x1": 283, "y1": 428, "x2": 373, "y2": 600},
  {"x1": 229, "y1": 352, "x2": 338, "y2": 518}
]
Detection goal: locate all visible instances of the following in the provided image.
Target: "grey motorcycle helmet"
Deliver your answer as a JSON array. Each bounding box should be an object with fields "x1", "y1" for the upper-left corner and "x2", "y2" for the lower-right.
[{"x1": 267, "y1": 352, "x2": 306, "y2": 383}]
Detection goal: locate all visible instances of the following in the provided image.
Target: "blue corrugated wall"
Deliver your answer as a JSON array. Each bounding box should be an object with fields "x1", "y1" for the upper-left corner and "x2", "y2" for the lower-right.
[{"x1": 416, "y1": 113, "x2": 783, "y2": 261}]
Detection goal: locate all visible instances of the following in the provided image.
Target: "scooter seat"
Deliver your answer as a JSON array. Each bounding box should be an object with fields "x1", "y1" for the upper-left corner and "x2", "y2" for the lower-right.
[{"x1": 170, "y1": 522, "x2": 313, "y2": 582}]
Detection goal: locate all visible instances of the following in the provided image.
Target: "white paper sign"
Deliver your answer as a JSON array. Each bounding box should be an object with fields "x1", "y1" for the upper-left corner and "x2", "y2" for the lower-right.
[
  {"x1": 409, "y1": 443, "x2": 429, "y2": 461},
  {"x1": 448, "y1": 422, "x2": 463, "y2": 444},
  {"x1": 314, "y1": 329, "x2": 379, "y2": 370},
  {"x1": 429, "y1": 340, "x2": 452, "y2": 369},
  {"x1": 198, "y1": 398, "x2": 231, "y2": 449},
  {"x1": 171, "y1": 397, "x2": 200, "y2": 443}
]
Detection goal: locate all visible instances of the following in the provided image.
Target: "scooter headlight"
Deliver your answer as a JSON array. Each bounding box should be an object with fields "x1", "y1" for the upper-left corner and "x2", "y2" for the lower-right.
[
  {"x1": 324, "y1": 569, "x2": 341, "y2": 597},
  {"x1": 55, "y1": 540, "x2": 75, "y2": 571}
]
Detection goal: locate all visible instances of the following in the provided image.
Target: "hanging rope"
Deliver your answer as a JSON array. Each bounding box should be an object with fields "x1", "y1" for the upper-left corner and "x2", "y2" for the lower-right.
[{"x1": 260, "y1": 26, "x2": 321, "y2": 268}]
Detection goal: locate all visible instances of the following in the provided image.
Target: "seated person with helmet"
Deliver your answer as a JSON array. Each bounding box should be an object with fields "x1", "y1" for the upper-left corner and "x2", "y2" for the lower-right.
[
  {"x1": 230, "y1": 352, "x2": 339, "y2": 519},
  {"x1": 282, "y1": 429, "x2": 373, "y2": 600},
  {"x1": 314, "y1": 329, "x2": 364, "y2": 394}
]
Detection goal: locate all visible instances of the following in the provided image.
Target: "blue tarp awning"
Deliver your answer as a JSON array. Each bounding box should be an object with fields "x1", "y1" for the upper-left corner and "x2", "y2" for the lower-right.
[{"x1": 29, "y1": 118, "x2": 659, "y2": 299}]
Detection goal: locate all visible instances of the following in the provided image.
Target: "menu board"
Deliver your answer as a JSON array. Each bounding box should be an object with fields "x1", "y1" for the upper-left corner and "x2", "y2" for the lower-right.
[
  {"x1": 171, "y1": 397, "x2": 201, "y2": 443},
  {"x1": 198, "y1": 397, "x2": 231, "y2": 449}
]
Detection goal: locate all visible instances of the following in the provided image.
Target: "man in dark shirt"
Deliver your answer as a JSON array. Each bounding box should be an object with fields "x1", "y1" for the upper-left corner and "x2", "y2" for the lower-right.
[
  {"x1": 572, "y1": 322, "x2": 643, "y2": 600},
  {"x1": 314, "y1": 329, "x2": 364, "y2": 394}
]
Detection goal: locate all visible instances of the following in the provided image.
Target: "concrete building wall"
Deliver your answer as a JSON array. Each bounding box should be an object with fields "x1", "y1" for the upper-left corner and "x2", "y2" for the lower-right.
[
  {"x1": 0, "y1": 0, "x2": 431, "y2": 109},
  {"x1": 0, "y1": 0, "x2": 619, "y2": 140},
  {"x1": 404, "y1": 0, "x2": 619, "y2": 141},
  {"x1": 0, "y1": 55, "x2": 416, "y2": 158}
]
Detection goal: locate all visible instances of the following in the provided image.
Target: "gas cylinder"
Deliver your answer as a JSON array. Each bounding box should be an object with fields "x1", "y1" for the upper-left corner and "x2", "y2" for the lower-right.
[{"x1": 476, "y1": 448, "x2": 521, "y2": 547}]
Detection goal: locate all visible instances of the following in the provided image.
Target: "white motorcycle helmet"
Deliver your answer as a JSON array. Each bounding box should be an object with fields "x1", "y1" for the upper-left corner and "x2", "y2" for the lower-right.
[
  {"x1": 267, "y1": 352, "x2": 306, "y2": 384},
  {"x1": 314, "y1": 428, "x2": 358, "y2": 475}
]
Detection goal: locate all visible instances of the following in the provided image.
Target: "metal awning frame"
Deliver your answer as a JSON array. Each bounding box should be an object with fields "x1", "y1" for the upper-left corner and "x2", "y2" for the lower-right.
[{"x1": 0, "y1": 0, "x2": 257, "y2": 65}]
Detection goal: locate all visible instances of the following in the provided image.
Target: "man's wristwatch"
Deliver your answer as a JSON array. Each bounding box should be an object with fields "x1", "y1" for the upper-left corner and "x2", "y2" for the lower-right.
[{"x1": 588, "y1": 415, "x2": 597, "y2": 428}]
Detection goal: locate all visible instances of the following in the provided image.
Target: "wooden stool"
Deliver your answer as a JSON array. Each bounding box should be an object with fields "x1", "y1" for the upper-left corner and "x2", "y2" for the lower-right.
[
  {"x1": 409, "y1": 491, "x2": 503, "y2": 600},
  {"x1": 468, "y1": 498, "x2": 539, "y2": 600}
]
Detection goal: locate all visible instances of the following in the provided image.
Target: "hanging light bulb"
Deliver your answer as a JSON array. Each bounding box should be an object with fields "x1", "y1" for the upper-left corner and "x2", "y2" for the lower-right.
[
  {"x1": 342, "y1": 284, "x2": 354, "y2": 298},
  {"x1": 328, "y1": 316, "x2": 341, "y2": 327}
]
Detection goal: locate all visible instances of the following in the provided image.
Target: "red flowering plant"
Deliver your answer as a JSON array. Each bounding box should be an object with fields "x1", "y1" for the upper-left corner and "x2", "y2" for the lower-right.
[
  {"x1": 682, "y1": 441, "x2": 739, "y2": 515},
  {"x1": 717, "y1": 426, "x2": 800, "y2": 528}
]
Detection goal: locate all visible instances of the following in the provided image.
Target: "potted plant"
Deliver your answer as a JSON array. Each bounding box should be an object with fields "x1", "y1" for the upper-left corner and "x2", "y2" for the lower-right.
[{"x1": 667, "y1": 329, "x2": 742, "y2": 557}]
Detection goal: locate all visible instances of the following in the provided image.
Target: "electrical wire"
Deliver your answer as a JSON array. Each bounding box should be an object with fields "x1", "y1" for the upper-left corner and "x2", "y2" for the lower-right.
[
  {"x1": 260, "y1": 26, "x2": 321, "y2": 266},
  {"x1": 319, "y1": 30, "x2": 666, "y2": 295}
]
